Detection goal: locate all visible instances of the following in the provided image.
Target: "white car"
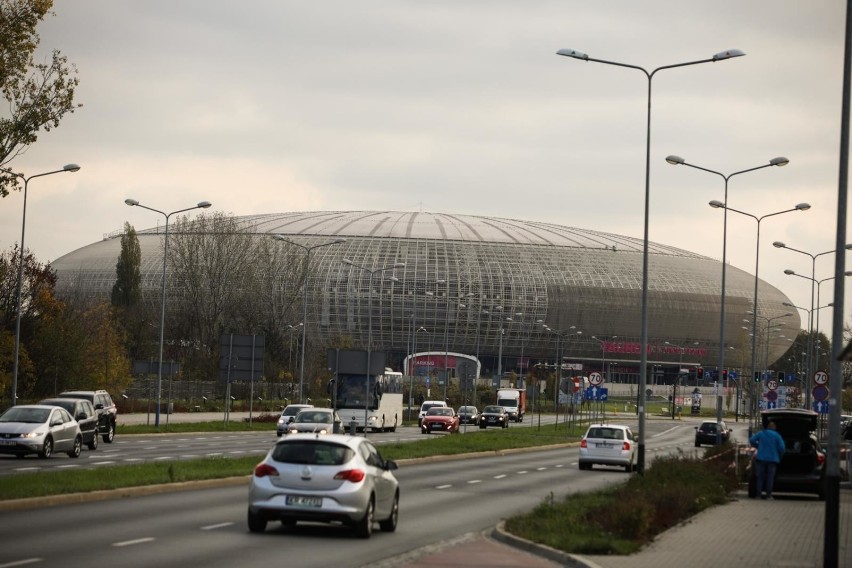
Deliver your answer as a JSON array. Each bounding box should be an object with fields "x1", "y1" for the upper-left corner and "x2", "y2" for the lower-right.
[
  {"x1": 276, "y1": 403, "x2": 314, "y2": 436},
  {"x1": 286, "y1": 408, "x2": 342, "y2": 435},
  {"x1": 248, "y1": 433, "x2": 400, "y2": 538},
  {"x1": 578, "y1": 423, "x2": 636, "y2": 472}
]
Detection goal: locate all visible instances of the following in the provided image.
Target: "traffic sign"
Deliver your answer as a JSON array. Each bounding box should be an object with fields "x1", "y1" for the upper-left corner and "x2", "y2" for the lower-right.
[
  {"x1": 813, "y1": 370, "x2": 829, "y2": 385},
  {"x1": 812, "y1": 384, "x2": 829, "y2": 402},
  {"x1": 767, "y1": 379, "x2": 778, "y2": 391},
  {"x1": 589, "y1": 372, "x2": 603, "y2": 386},
  {"x1": 814, "y1": 400, "x2": 830, "y2": 414}
]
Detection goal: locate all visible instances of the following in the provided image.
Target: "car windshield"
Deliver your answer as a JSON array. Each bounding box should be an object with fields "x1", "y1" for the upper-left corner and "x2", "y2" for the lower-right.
[
  {"x1": 483, "y1": 406, "x2": 502, "y2": 413},
  {"x1": 0, "y1": 407, "x2": 49, "y2": 423},
  {"x1": 586, "y1": 427, "x2": 624, "y2": 440},
  {"x1": 421, "y1": 404, "x2": 442, "y2": 412},
  {"x1": 282, "y1": 406, "x2": 307, "y2": 417},
  {"x1": 272, "y1": 441, "x2": 355, "y2": 465},
  {"x1": 427, "y1": 408, "x2": 453, "y2": 417},
  {"x1": 295, "y1": 411, "x2": 333, "y2": 423},
  {"x1": 459, "y1": 406, "x2": 476, "y2": 413}
]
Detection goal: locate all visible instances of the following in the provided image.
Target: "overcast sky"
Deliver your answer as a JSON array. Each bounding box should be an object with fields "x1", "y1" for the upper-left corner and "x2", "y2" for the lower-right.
[{"x1": 0, "y1": 0, "x2": 847, "y2": 336}]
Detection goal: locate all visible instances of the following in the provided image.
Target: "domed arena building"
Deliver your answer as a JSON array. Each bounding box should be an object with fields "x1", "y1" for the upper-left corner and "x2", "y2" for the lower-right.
[{"x1": 52, "y1": 210, "x2": 798, "y2": 387}]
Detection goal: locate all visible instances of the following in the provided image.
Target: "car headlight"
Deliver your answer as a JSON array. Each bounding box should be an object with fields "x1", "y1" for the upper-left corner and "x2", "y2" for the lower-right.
[
  {"x1": 318, "y1": 429, "x2": 328, "y2": 434},
  {"x1": 20, "y1": 431, "x2": 43, "y2": 439},
  {"x1": 288, "y1": 428, "x2": 298, "y2": 434},
  {"x1": 368, "y1": 416, "x2": 378, "y2": 422}
]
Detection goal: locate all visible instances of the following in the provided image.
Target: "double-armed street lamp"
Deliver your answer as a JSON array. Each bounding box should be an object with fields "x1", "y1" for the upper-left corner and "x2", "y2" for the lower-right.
[
  {"x1": 125, "y1": 198, "x2": 212, "y2": 427},
  {"x1": 342, "y1": 259, "x2": 404, "y2": 435},
  {"x1": 708, "y1": 200, "x2": 809, "y2": 432},
  {"x1": 774, "y1": 241, "x2": 852, "y2": 408},
  {"x1": 557, "y1": 46, "x2": 744, "y2": 474},
  {"x1": 0, "y1": 163, "x2": 81, "y2": 407},
  {"x1": 666, "y1": 155, "x2": 788, "y2": 441},
  {"x1": 274, "y1": 235, "x2": 346, "y2": 404}
]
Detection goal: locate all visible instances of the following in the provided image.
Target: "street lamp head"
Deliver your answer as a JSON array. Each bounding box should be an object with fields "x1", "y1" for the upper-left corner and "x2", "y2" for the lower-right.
[
  {"x1": 665, "y1": 155, "x2": 685, "y2": 165},
  {"x1": 769, "y1": 157, "x2": 789, "y2": 167},
  {"x1": 556, "y1": 48, "x2": 589, "y2": 60},
  {"x1": 64, "y1": 163, "x2": 81, "y2": 172},
  {"x1": 124, "y1": 198, "x2": 139, "y2": 207},
  {"x1": 784, "y1": 269, "x2": 796, "y2": 275},
  {"x1": 795, "y1": 203, "x2": 811, "y2": 211},
  {"x1": 712, "y1": 49, "x2": 746, "y2": 61},
  {"x1": 197, "y1": 201, "x2": 212, "y2": 209},
  {"x1": 709, "y1": 200, "x2": 725, "y2": 209},
  {"x1": 773, "y1": 241, "x2": 786, "y2": 249}
]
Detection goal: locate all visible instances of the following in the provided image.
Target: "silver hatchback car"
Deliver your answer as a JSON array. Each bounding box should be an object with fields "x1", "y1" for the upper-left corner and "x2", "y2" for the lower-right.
[
  {"x1": 248, "y1": 434, "x2": 400, "y2": 538},
  {"x1": 0, "y1": 405, "x2": 83, "y2": 459}
]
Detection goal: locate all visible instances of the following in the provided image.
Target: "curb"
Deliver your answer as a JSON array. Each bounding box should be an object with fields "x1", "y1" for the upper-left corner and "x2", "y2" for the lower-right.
[{"x1": 491, "y1": 521, "x2": 603, "y2": 568}]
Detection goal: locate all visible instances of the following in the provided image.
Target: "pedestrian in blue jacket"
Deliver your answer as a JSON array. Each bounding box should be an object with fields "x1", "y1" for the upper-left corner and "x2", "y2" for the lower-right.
[{"x1": 749, "y1": 421, "x2": 786, "y2": 499}]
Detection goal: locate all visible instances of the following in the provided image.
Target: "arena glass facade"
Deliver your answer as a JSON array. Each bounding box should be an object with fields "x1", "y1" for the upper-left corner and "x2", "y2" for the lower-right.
[{"x1": 52, "y1": 211, "x2": 799, "y2": 386}]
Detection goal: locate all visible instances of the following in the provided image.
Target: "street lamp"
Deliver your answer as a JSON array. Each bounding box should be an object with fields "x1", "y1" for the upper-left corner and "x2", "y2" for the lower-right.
[
  {"x1": 557, "y1": 46, "x2": 744, "y2": 475},
  {"x1": 774, "y1": 241, "x2": 852, "y2": 408},
  {"x1": 274, "y1": 235, "x2": 346, "y2": 403},
  {"x1": 0, "y1": 163, "x2": 81, "y2": 407},
  {"x1": 342, "y1": 258, "x2": 404, "y2": 436},
  {"x1": 666, "y1": 155, "x2": 788, "y2": 441},
  {"x1": 125, "y1": 198, "x2": 212, "y2": 427},
  {"x1": 709, "y1": 200, "x2": 809, "y2": 432},
  {"x1": 591, "y1": 335, "x2": 617, "y2": 382}
]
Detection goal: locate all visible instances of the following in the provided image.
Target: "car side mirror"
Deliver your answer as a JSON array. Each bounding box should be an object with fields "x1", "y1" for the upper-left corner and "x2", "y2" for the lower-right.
[
  {"x1": 76, "y1": 412, "x2": 87, "y2": 420},
  {"x1": 385, "y1": 459, "x2": 398, "y2": 471},
  {"x1": 287, "y1": 417, "x2": 295, "y2": 424},
  {"x1": 95, "y1": 403, "x2": 104, "y2": 410}
]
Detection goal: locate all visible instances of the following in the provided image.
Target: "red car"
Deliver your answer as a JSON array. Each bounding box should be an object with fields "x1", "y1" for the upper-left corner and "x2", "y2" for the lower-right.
[{"x1": 421, "y1": 407, "x2": 460, "y2": 434}]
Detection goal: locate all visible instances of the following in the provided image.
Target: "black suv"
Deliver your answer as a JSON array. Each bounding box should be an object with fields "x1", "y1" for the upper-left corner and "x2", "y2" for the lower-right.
[
  {"x1": 58, "y1": 390, "x2": 117, "y2": 443},
  {"x1": 39, "y1": 398, "x2": 100, "y2": 450},
  {"x1": 694, "y1": 420, "x2": 730, "y2": 446},
  {"x1": 748, "y1": 408, "x2": 825, "y2": 500}
]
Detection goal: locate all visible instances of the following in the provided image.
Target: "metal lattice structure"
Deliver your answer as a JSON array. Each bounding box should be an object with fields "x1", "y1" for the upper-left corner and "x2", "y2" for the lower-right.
[{"x1": 52, "y1": 211, "x2": 799, "y2": 378}]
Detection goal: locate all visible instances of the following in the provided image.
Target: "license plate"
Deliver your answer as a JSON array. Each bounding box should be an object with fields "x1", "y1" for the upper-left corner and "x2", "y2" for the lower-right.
[
  {"x1": 596, "y1": 442, "x2": 612, "y2": 448},
  {"x1": 432, "y1": 424, "x2": 443, "y2": 429},
  {"x1": 286, "y1": 495, "x2": 322, "y2": 507},
  {"x1": 0, "y1": 439, "x2": 16, "y2": 446}
]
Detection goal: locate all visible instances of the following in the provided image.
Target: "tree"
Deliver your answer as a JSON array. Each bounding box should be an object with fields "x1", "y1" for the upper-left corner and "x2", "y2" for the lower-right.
[
  {"x1": 0, "y1": 0, "x2": 81, "y2": 197},
  {"x1": 111, "y1": 222, "x2": 141, "y2": 307}
]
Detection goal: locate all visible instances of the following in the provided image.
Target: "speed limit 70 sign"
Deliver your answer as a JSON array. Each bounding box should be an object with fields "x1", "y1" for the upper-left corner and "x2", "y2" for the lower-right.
[
  {"x1": 588, "y1": 372, "x2": 603, "y2": 385},
  {"x1": 813, "y1": 371, "x2": 829, "y2": 386}
]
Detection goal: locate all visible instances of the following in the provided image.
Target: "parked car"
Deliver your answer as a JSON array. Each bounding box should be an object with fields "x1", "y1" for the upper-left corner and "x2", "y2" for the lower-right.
[
  {"x1": 276, "y1": 403, "x2": 314, "y2": 436},
  {"x1": 248, "y1": 433, "x2": 400, "y2": 538},
  {"x1": 748, "y1": 408, "x2": 825, "y2": 500},
  {"x1": 579, "y1": 423, "x2": 636, "y2": 472},
  {"x1": 58, "y1": 390, "x2": 117, "y2": 443},
  {"x1": 0, "y1": 405, "x2": 83, "y2": 459},
  {"x1": 39, "y1": 398, "x2": 99, "y2": 450},
  {"x1": 285, "y1": 408, "x2": 342, "y2": 435},
  {"x1": 478, "y1": 405, "x2": 509, "y2": 429},
  {"x1": 694, "y1": 420, "x2": 731, "y2": 447},
  {"x1": 420, "y1": 407, "x2": 460, "y2": 434},
  {"x1": 417, "y1": 400, "x2": 447, "y2": 427},
  {"x1": 457, "y1": 405, "x2": 479, "y2": 425}
]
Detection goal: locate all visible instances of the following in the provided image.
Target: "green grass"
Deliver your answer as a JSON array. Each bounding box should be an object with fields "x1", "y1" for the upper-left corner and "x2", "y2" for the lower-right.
[
  {"x1": 0, "y1": 421, "x2": 584, "y2": 501},
  {"x1": 503, "y1": 444, "x2": 742, "y2": 555}
]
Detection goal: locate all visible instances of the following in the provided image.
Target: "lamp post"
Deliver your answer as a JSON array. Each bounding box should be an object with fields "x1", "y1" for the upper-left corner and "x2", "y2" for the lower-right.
[
  {"x1": 125, "y1": 198, "x2": 212, "y2": 427},
  {"x1": 557, "y1": 47, "x2": 744, "y2": 475},
  {"x1": 409, "y1": 326, "x2": 429, "y2": 419},
  {"x1": 591, "y1": 335, "x2": 617, "y2": 382},
  {"x1": 0, "y1": 163, "x2": 81, "y2": 407},
  {"x1": 709, "y1": 200, "x2": 810, "y2": 432},
  {"x1": 274, "y1": 236, "x2": 346, "y2": 403},
  {"x1": 342, "y1": 258, "x2": 404, "y2": 436},
  {"x1": 666, "y1": 155, "x2": 788, "y2": 443},
  {"x1": 774, "y1": 242, "x2": 852, "y2": 409}
]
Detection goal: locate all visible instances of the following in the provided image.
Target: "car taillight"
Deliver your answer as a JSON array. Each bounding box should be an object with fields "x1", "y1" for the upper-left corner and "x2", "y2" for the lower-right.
[
  {"x1": 254, "y1": 463, "x2": 279, "y2": 478},
  {"x1": 623, "y1": 441, "x2": 631, "y2": 451},
  {"x1": 817, "y1": 451, "x2": 826, "y2": 466},
  {"x1": 580, "y1": 439, "x2": 587, "y2": 448},
  {"x1": 334, "y1": 469, "x2": 366, "y2": 483}
]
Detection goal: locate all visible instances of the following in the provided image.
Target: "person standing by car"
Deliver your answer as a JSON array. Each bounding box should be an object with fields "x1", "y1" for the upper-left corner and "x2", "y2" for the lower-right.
[{"x1": 749, "y1": 421, "x2": 786, "y2": 500}]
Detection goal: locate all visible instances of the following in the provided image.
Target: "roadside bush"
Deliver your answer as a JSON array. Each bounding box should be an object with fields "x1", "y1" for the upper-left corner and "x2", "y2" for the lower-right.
[{"x1": 505, "y1": 448, "x2": 738, "y2": 555}]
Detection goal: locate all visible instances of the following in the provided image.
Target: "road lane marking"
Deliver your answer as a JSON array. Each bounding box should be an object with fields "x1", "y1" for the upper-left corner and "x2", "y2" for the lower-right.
[
  {"x1": 555, "y1": 464, "x2": 564, "y2": 468},
  {"x1": 493, "y1": 474, "x2": 507, "y2": 479},
  {"x1": 201, "y1": 522, "x2": 234, "y2": 530},
  {"x1": 113, "y1": 537, "x2": 155, "y2": 547},
  {"x1": 467, "y1": 480, "x2": 482, "y2": 484},
  {"x1": 93, "y1": 461, "x2": 117, "y2": 466},
  {"x1": 517, "y1": 470, "x2": 528, "y2": 474},
  {"x1": 536, "y1": 467, "x2": 547, "y2": 471},
  {"x1": 436, "y1": 484, "x2": 452, "y2": 489},
  {"x1": 0, "y1": 558, "x2": 43, "y2": 567}
]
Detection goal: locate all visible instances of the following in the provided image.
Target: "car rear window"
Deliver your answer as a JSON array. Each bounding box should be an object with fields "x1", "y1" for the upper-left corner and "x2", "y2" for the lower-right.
[
  {"x1": 427, "y1": 408, "x2": 453, "y2": 416},
  {"x1": 483, "y1": 406, "x2": 502, "y2": 413},
  {"x1": 272, "y1": 441, "x2": 355, "y2": 465},
  {"x1": 587, "y1": 427, "x2": 625, "y2": 440}
]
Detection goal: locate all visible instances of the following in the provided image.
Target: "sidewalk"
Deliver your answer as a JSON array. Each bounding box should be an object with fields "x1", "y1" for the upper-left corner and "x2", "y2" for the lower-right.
[{"x1": 391, "y1": 487, "x2": 852, "y2": 568}]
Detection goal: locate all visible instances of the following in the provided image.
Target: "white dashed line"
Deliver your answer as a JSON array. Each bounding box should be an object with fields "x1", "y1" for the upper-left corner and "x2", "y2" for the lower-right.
[
  {"x1": 112, "y1": 537, "x2": 155, "y2": 547},
  {"x1": 493, "y1": 474, "x2": 507, "y2": 479},
  {"x1": 467, "y1": 479, "x2": 482, "y2": 484},
  {"x1": 14, "y1": 467, "x2": 39, "y2": 473},
  {"x1": 55, "y1": 464, "x2": 80, "y2": 470},
  {"x1": 555, "y1": 464, "x2": 564, "y2": 468},
  {"x1": 201, "y1": 522, "x2": 234, "y2": 530},
  {"x1": 153, "y1": 456, "x2": 174, "y2": 461},
  {"x1": 517, "y1": 470, "x2": 528, "y2": 475},
  {"x1": 93, "y1": 461, "x2": 117, "y2": 466},
  {"x1": 536, "y1": 467, "x2": 547, "y2": 471},
  {"x1": 0, "y1": 557, "x2": 43, "y2": 567},
  {"x1": 436, "y1": 484, "x2": 452, "y2": 489}
]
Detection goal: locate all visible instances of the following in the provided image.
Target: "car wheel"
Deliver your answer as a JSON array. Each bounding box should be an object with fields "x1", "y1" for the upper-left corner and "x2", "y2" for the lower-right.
[
  {"x1": 378, "y1": 492, "x2": 399, "y2": 533},
  {"x1": 68, "y1": 436, "x2": 82, "y2": 458},
  {"x1": 247, "y1": 509, "x2": 267, "y2": 533},
  {"x1": 694, "y1": 441, "x2": 701, "y2": 448},
  {"x1": 579, "y1": 462, "x2": 591, "y2": 471},
  {"x1": 87, "y1": 431, "x2": 99, "y2": 450},
  {"x1": 38, "y1": 437, "x2": 53, "y2": 459},
  {"x1": 354, "y1": 497, "x2": 374, "y2": 539},
  {"x1": 479, "y1": 425, "x2": 485, "y2": 429},
  {"x1": 624, "y1": 462, "x2": 632, "y2": 473},
  {"x1": 103, "y1": 422, "x2": 115, "y2": 444},
  {"x1": 747, "y1": 473, "x2": 757, "y2": 499}
]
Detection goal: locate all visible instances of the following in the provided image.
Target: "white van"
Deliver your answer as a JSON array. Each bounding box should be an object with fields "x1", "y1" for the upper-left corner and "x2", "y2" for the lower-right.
[{"x1": 418, "y1": 400, "x2": 447, "y2": 427}]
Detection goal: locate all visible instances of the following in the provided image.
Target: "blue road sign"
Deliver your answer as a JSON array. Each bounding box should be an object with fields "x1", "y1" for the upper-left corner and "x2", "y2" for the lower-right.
[
  {"x1": 813, "y1": 401, "x2": 830, "y2": 414},
  {"x1": 584, "y1": 386, "x2": 608, "y2": 401},
  {"x1": 599, "y1": 387, "x2": 608, "y2": 401}
]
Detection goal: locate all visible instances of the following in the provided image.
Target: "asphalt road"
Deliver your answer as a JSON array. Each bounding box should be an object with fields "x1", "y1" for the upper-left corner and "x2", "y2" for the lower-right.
[{"x1": 0, "y1": 422, "x2": 703, "y2": 568}]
